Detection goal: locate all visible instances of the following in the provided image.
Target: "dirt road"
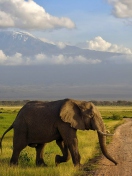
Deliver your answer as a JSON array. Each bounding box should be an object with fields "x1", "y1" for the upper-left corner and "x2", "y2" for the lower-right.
[
  {"x1": 93, "y1": 118, "x2": 132, "y2": 176},
  {"x1": 84, "y1": 118, "x2": 132, "y2": 176}
]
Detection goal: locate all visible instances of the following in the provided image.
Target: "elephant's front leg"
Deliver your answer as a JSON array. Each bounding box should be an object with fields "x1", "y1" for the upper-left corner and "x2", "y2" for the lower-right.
[
  {"x1": 55, "y1": 139, "x2": 71, "y2": 166},
  {"x1": 68, "y1": 138, "x2": 81, "y2": 167},
  {"x1": 35, "y1": 144, "x2": 47, "y2": 166}
]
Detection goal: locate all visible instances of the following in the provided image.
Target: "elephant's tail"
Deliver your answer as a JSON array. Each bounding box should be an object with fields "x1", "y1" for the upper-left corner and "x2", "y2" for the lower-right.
[{"x1": 0, "y1": 124, "x2": 13, "y2": 154}]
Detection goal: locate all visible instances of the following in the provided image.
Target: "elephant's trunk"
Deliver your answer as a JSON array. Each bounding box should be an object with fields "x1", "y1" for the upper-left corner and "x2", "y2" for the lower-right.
[
  {"x1": 97, "y1": 131, "x2": 118, "y2": 165},
  {"x1": 90, "y1": 107, "x2": 118, "y2": 165}
]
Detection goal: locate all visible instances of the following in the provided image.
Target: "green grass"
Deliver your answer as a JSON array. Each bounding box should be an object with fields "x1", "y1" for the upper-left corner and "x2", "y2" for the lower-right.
[
  {"x1": 0, "y1": 105, "x2": 129, "y2": 176},
  {"x1": 98, "y1": 106, "x2": 132, "y2": 118}
]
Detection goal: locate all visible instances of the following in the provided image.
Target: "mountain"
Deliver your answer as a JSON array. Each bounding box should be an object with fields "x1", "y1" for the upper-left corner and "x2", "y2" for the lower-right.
[
  {"x1": 0, "y1": 30, "x2": 121, "y2": 60},
  {"x1": 0, "y1": 31, "x2": 57, "y2": 56},
  {"x1": 0, "y1": 30, "x2": 132, "y2": 100}
]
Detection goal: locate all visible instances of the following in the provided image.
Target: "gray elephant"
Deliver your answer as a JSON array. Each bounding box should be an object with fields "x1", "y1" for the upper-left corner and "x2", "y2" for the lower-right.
[{"x1": 0, "y1": 99, "x2": 117, "y2": 167}]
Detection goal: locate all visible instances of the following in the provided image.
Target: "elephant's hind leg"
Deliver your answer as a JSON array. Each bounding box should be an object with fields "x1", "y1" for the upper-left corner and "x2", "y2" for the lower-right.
[
  {"x1": 35, "y1": 144, "x2": 47, "y2": 167},
  {"x1": 10, "y1": 133, "x2": 27, "y2": 165},
  {"x1": 55, "y1": 139, "x2": 71, "y2": 166}
]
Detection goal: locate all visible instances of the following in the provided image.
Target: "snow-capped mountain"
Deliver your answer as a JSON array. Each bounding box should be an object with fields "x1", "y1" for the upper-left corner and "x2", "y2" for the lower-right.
[
  {"x1": 0, "y1": 30, "x2": 120, "y2": 60},
  {"x1": 0, "y1": 30, "x2": 58, "y2": 56},
  {"x1": 12, "y1": 31, "x2": 36, "y2": 41}
]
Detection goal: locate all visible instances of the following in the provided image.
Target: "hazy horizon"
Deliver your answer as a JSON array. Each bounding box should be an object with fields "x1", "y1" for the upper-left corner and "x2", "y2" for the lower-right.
[{"x1": 1, "y1": 64, "x2": 132, "y2": 101}]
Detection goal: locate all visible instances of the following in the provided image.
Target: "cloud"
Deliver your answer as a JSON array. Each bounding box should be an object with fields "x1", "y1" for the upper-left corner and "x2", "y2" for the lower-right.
[
  {"x1": 40, "y1": 38, "x2": 55, "y2": 45},
  {"x1": 0, "y1": 50, "x2": 101, "y2": 65},
  {"x1": 1, "y1": 45, "x2": 132, "y2": 66},
  {"x1": 0, "y1": 50, "x2": 7, "y2": 63},
  {"x1": 0, "y1": 0, "x2": 75, "y2": 30},
  {"x1": 108, "y1": 0, "x2": 132, "y2": 18},
  {"x1": 0, "y1": 50, "x2": 23, "y2": 65},
  {"x1": 40, "y1": 38, "x2": 67, "y2": 49},
  {"x1": 86, "y1": 36, "x2": 132, "y2": 54},
  {"x1": 49, "y1": 55, "x2": 101, "y2": 65},
  {"x1": 56, "y1": 42, "x2": 66, "y2": 49}
]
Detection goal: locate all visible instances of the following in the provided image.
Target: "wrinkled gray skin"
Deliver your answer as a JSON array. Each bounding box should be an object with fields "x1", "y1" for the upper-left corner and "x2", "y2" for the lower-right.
[{"x1": 0, "y1": 99, "x2": 117, "y2": 167}]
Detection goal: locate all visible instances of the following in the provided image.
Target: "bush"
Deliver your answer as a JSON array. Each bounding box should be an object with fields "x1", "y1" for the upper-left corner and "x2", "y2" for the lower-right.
[
  {"x1": 112, "y1": 114, "x2": 123, "y2": 120},
  {"x1": 19, "y1": 151, "x2": 33, "y2": 165}
]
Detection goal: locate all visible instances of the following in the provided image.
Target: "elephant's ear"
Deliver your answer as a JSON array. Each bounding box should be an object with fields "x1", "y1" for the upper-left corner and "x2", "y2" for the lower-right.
[{"x1": 60, "y1": 100, "x2": 85, "y2": 130}]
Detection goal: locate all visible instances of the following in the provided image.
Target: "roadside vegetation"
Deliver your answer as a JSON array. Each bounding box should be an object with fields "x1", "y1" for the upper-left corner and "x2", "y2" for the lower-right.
[{"x1": 0, "y1": 104, "x2": 131, "y2": 176}]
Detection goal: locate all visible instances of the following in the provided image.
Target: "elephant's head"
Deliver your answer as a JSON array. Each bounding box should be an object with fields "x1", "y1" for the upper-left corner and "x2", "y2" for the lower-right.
[{"x1": 60, "y1": 99, "x2": 117, "y2": 165}]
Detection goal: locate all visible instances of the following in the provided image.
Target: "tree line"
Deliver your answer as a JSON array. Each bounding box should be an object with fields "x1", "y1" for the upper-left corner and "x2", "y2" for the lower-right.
[
  {"x1": 92, "y1": 100, "x2": 132, "y2": 106},
  {"x1": 0, "y1": 100, "x2": 132, "y2": 106}
]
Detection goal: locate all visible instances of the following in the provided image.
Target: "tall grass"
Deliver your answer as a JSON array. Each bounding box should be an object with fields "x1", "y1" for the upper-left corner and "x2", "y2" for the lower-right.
[
  {"x1": 0, "y1": 106, "x2": 127, "y2": 176},
  {"x1": 98, "y1": 106, "x2": 132, "y2": 118}
]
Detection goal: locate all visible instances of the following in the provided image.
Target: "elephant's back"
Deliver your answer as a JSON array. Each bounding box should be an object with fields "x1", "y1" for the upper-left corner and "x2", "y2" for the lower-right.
[
  {"x1": 23, "y1": 99, "x2": 66, "y2": 109},
  {"x1": 15, "y1": 99, "x2": 66, "y2": 123}
]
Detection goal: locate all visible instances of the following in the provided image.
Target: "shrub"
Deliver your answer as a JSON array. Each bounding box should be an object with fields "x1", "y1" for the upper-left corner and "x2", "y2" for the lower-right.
[
  {"x1": 112, "y1": 114, "x2": 123, "y2": 120},
  {"x1": 19, "y1": 151, "x2": 33, "y2": 165}
]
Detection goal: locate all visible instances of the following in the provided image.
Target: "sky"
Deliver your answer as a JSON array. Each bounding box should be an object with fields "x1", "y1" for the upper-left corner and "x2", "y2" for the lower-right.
[
  {"x1": 0, "y1": 0, "x2": 132, "y2": 100},
  {"x1": 0, "y1": 0, "x2": 132, "y2": 53}
]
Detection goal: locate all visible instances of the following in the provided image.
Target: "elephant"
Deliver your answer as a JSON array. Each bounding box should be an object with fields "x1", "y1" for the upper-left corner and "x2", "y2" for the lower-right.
[{"x1": 0, "y1": 99, "x2": 117, "y2": 167}]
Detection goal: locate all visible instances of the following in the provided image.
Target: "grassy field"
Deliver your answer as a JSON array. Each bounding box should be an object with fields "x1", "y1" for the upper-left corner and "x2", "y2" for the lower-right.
[
  {"x1": 0, "y1": 105, "x2": 131, "y2": 176},
  {"x1": 98, "y1": 106, "x2": 132, "y2": 118}
]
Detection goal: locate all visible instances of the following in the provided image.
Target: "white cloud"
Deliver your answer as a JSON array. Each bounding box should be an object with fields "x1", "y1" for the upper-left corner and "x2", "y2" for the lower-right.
[
  {"x1": 74, "y1": 56, "x2": 101, "y2": 64},
  {"x1": 0, "y1": 11, "x2": 14, "y2": 27},
  {"x1": 0, "y1": 50, "x2": 132, "y2": 65},
  {"x1": 49, "y1": 55, "x2": 101, "y2": 65},
  {"x1": 1, "y1": 46, "x2": 132, "y2": 66},
  {"x1": 56, "y1": 42, "x2": 66, "y2": 49},
  {"x1": 108, "y1": 0, "x2": 132, "y2": 18},
  {"x1": 0, "y1": 0, "x2": 75, "y2": 30},
  {"x1": 0, "y1": 50, "x2": 101, "y2": 65},
  {"x1": 40, "y1": 38, "x2": 55, "y2": 45},
  {"x1": 0, "y1": 51, "x2": 23, "y2": 65},
  {"x1": 0, "y1": 50, "x2": 7, "y2": 63},
  {"x1": 40, "y1": 38, "x2": 67, "y2": 49},
  {"x1": 86, "y1": 36, "x2": 132, "y2": 54}
]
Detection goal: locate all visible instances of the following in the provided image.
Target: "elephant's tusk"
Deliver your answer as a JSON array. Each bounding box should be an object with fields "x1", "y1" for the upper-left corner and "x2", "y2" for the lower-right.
[{"x1": 97, "y1": 130, "x2": 114, "y2": 136}]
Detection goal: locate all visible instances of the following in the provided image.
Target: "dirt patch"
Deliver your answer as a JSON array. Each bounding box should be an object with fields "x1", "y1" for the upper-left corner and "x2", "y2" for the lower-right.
[{"x1": 83, "y1": 118, "x2": 132, "y2": 176}]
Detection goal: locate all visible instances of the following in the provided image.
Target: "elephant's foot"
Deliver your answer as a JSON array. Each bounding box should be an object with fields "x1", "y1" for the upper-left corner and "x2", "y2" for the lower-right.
[
  {"x1": 74, "y1": 163, "x2": 82, "y2": 168},
  {"x1": 10, "y1": 162, "x2": 18, "y2": 167},
  {"x1": 55, "y1": 155, "x2": 62, "y2": 166},
  {"x1": 10, "y1": 158, "x2": 18, "y2": 166},
  {"x1": 55, "y1": 155, "x2": 70, "y2": 166},
  {"x1": 36, "y1": 159, "x2": 47, "y2": 167},
  {"x1": 55, "y1": 155, "x2": 61, "y2": 166}
]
